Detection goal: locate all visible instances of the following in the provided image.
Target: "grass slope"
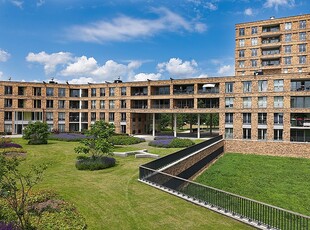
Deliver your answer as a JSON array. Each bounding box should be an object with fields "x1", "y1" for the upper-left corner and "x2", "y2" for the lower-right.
[
  {"x1": 12, "y1": 139, "x2": 251, "y2": 230},
  {"x1": 195, "y1": 153, "x2": 310, "y2": 216}
]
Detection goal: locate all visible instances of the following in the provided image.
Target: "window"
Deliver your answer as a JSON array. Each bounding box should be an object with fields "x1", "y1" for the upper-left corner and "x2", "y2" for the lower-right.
[
  {"x1": 109, "y1": 112, "x2": 115, "y2": 122},
  {"x1": 299, "y1": 56, "x2": 306, "y2": 64},
  {"x1": 239, "y1": 39, "x2": 245, "y2": 47},
  {"x1": 284, "y1": 68, "x2": 288, "y2": 74},
  {"x1": 225, "y1": 128, "x2": 233, "y2": 139},
  {"x1": 33, "y1": 87, "x2": 41, "y2": 96},
  {"x1": 100, "y1": 100, "x2": 105, "y2": 109},
  {"x1": 225, "y1": 82, "x2": 234, "y2": 93},
  {"x1": 251, "y1": 37, "x2": 258, "y2": 46},
  {"x1": 243, "y1": 97, "x2": 252, "y2": 108},
  {"x1": 100, "y1": 88, "x2": 106, "y2": 96},
  {"x1": 258, "y1": 96, "x2": 267, "y2": 108},
  {"x1": 258, "y1": 113, "x2": 267, "y2": 125},
  {"x1": 274, "y1": 96, "x2": 283, "y2": 108},
  {"x1": 243, "y1": 113, "x2": 251, "y2": 124},
  {"x1": 91, "y1": 100, "x2": 96, "y2": 109},
  {"x1": 284, "y1": 45, "x2": 291, "y2": 54},
  {"x1": 274, "y1": 80, "x2": 284, "y2": 92},
  {"x1": 99, "y1": 112, "x2": 105, "y2": 120},
  {"x1": 285, "y1": 22, "x2": 292, "y2": 30},
  {"x1": 239, "y1": 28, "x2": 245, "y2": 36},
  {"x1": 258, "y1": 80, "x2": 267, "y2": 92},
  {"x1": 274, "y1": 129, "x2": 283, "y2": 141},
  {"x1": 243, "y1": 81, "x2": 252, "y2": 93},
  {"x1": 251, "y1": 26, "x2": 257, "y2": 34},
  {"x1": 91, "y1": 88, "x2": 96, "y2": 97},
  {"x1": 91, "y1": 112, "x2": 96, "y2": 121},
  {"x1": 46, "y1": 87, "x2": 54, "y2": 96},
  {"x1": 46, "y1": 112, "x2": 53, "y2": 121},
  {"x1": 239, "y1": 50, "x2": 245, "y2": 58},
  {"x1": 243, "y1": 128, "x2": 251, "y2": 140},
  {"x1": 109, "y1": 100, "x2": 115, "y2": 109},
  {"x1": 251, "y1": 48, "x2": 258, "y2": 57},
  {"x1": 291, "y1": 97, "x2": 310, "y2": 108},
  {"x1": 121, "y1": 87, "x2": 127, "y2": 96},
  {"x1": 299, "y1": 44, "x2": 306, "y2": 52},
  {"x1": 58, "y1": 124, "x2": 65, "y2": 132},
  {"x1": 58, "y1": 112, "x2": 65, "y2": 121},
  {"x1": 58, "y1": 88, "x2": 66, "y2": 97},
  {"x1": 120, "y1": 100, "x2": 126, "y2": 109},
  {"x1": 4, "y1": 112, "x2": 12, "y2": 121},
  {"x1": 258, "y1": 129, "x2": 267, "y2": 140},
  {"x1": 33, "y1": 100, "x2": 41, "y2": 108},
  {"x1": 285, "y1": 34, "x2": 292, "y2": 42},
  {"x1": 225, "y1": 97, "x2": 234, "y2": 108},
  {"x1": 251, "y1": 59, "x2": 257, "y2": 67},
  {"x1": 299, "y1": 20, "x2": 306, "y2": 29},
  {"x1": 274, "y1": 113, "x2": 283, "y2": 125},
  {"x1": 239, "y1": 61, "x2": 245, "y2": 68},
  {"x1": 299, "y1": 32, "x2": 306, "y2": 41},
  {"x1": 284, "y1": 56, "x2": 292, "y2": 65},
  {"x1": 46, "y1": 100, "x2": 53, "y2": 108},
  {"x1": 121, "y1": 125, "x2": 126, "y2": 134},
  {"x1": 58, "y1": 100, "x2": 65, "y2": 109},
  {"x1": 18, "y1": 87, "x2": 25, "y2": 95},
  {"x1": 109, "y1": 87, "x2": 115, "y2": 96},
  {"x1": 18, "y1": 99, "x2": 24, "y2": 108},
  {"x1": 121, "y1": 113, "x2": 126, "y2": 122},
  {"x1": 4, "y1": 86, "x2": 12, "y2": 95},
  {"x1": 4, "y1": 99, "x2": 12, "y2": 108},
  {"x1": 225, "y1": 113, "x2": 233, "y2": 124}
]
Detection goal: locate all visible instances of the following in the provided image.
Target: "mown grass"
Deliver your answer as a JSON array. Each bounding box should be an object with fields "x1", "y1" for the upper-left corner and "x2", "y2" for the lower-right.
[
  {"x1": 11, "y1": 139, "x2": 251, "y2": 230},
  {"x1": 195, "y1": 153, "x2": 310, "y2": 216}
]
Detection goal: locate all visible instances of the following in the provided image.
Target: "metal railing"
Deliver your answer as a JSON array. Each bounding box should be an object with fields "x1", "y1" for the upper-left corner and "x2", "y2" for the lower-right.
[
  {"x1": 143, "y1": 135, "x2": 222, "y2": 170},
  {"x1": 139, "y1": 167, "x2": 310, "y2": 230}
]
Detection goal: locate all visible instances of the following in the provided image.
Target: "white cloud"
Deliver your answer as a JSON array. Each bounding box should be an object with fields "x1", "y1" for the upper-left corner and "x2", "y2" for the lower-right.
[
  {"x1": 244, "y1": 8, "x2": 253, "y2": 16},
  {"x1": 0, "y1": 71, "x2": 3, "y2": 79},
  {"x1": 37, "y1": 0, "x2": 45, "y2": 7},
  {"x1": 204, "y1": 2, "x2": 217, "y2": 11},
  {"x1": 66, "y1": 7, "x2": 206, "y2": 43},
  {"x1": 61, "y1": 56, "x2": 98, "y2": 76},
  {"x1": 10, "y1": 0, "x2": 23, "y2": 9},
  {"x1": 264, "y1": 0, "x2": 295, "y2": 10},
  {"x1": 69, "y1": 77, "x2": 95, "y2": 84},
  {"x1": 132, "y1": 73, "x2": 161, "y2": 82},
  {"x1": 217, "y1": 65, "x2": 234, "y2": 76},
  {"x1": 158, "y1": 58, "x2": 198, "y2": 77},
  {"x1": 0, "y1": 49, "x2": 10, "y2": 62},
  {"x1": 26, "y1": 51, "x2": 73, "y2": 74}
]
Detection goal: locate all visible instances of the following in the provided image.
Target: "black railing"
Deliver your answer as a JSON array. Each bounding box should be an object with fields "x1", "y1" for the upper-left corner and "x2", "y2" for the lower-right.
[
  {"x1": 139, "y1": 167, "x2": 310, "y2": 230},
  {"x1": 143, "y1": 135, "x2": 222, "y2": 170}
]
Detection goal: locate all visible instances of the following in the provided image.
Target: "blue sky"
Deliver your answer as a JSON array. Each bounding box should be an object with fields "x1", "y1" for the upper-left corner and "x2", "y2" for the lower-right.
[{"x1": 0, "y1": 0, "x2": 309, "y2": 83}]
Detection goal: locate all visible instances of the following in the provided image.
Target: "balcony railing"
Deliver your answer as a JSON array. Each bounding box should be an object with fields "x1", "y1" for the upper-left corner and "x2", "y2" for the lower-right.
[
  {"x1": 151, "y1": 105, "x2": 170, "y2": 109},
  {"x1": 291, "y1": 119, "x2": 310, "y2": 127},
  {"x1": 198, "y1": 88, "x2": 219, "y2": 94}
]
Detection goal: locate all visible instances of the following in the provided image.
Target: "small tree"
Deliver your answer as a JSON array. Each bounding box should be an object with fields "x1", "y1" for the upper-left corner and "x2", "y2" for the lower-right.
[
  {"x1": 74, "y1": 120, "x2": 115, "y2": 157},
  {"x1": 23, "y1": 122, "x2": 49, "y2": 145},
  {"x1": 0, "y1": 155, "x2": 47, "y2": 229}
]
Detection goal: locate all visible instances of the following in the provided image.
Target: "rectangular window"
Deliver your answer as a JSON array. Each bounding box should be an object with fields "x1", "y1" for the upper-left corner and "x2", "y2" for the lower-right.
[
  {"x1": 58, "y1": 112, "x2": 65, "y2": 121},
  {"x1": 243, "y1": 113, "x2": 251, "y2": 124},
  {"x1": 91, "y1": 100, "x2": 96, "y2": 109},
  {"x1": 274, "y1": 113, "x2": 283, "y2": 125},
  {"x1": 285, "y1": 22, "x2": 292, "y2": 30},
  {"x1": 109, "y1": 112, "x2": 115, "y2": 122},
  {"x1": 299, "y1": 56, "x2": 306, "y2": 64},
  {"x1": 284, "y1": 56, "x2": 292, "y2": 65},
  {"x1": 121, "y1": 113, "x2": 126, "y2": 122},
  {"x1": 225, "y1": 97, "x2": 234, "y2": 108},
  {"x1": 33, "y1": 87, "x2": 41, "y2": 96},
  {"x1": 4, "y1": 86, "x2": 13, "y2": 95},
  {"x1": 243, "y1": 128, "x2": 251, "y2": 140},
  {"x1": 291, "y1": 97, "x2": 310, "y2": 108},
  {"x1": 33, "y1": 100, "x2": 41, "y2": 108},
  {"x1": 299, "y1": 44, "x2": 306, "y2": 52},
  {"x1": 284, "y1": 45, "x2": 291, "y2": 54},
  {"x1": 120, "y1": 100, "x2": 126, "y2": 109},
  {"x1": 243, "y1": 97, "x2": 252, "y2": 108},
  {"x1": 18, "y1": 99, "x2": 24, "y2": 108},
  {"x1": 121, "y1": 87, "x2": 127, "y2": 96},
  {"x1": 99, "y1": 112, "x2": 105, "y2": 120},
  {"x1": 4, "y1": 124, "x2": 12, "y2": 133},
  {"x1": 109, "y1": 87, "x2": 115, "y2": 96},
  {"x1": 100, "y1": 88, "x2": 106, "y2": 96},
  {"x1": 239, "y1": 39, "x2": 245, "y2": 47},
  {"x1": 18, "y1": 87, "x2": 25, "y2": 95},
  {"x1": 225, "y1": 128, "x2": 233, "y2": 139},
  {"x1": 58, "y1": 100, "x2": 65, "y2": 109},
  {"x1": 274, "y1": 79, "x2": 284, "y2": 92},
  {"x1": 299, "y1": 32, "x2": 306, "y2": 41},
  {"x1": 285, "y1": 34, "x2": 292, "y2": 42},
  {"x1": 46, "y1": 87, "x2": 54, "y2": 96},
  {"x1": 4, "y1": 112, "x2": 12, "y2": 121},
  {"x1": 251, "y1": 26, "x2": 257, "y2": 34},
  {"x1": 100, "y1": 100, "x2": 105, "y2": 109},
  {"x1": 91, "y1": 112, "x2": 96, "y2": 121},
  {"x1": 251, "y1": 59, "x2": 257, "y2": 67},
  {"x1": 58, "y1": 88, "x2": 66, "y2": 97},
  {"x1": 239, "y1": 50, "x2": 245, "y2": 58},
  {"x1": 4, "y1": 99, "x2": 12, "y2": 108},
  {"x1": 109, "y1": 100, "x2": 115, "y2": 109},
  {"x1": 225, "y1": 82, "x2": 234, "y2": 93},
  {"x1": 91, "y1": 88, "x2": 96, "y2": 97},
  {"x1": 251, "y1": 37, "x2": 258, "y2": 46},
  {"x1": 243, "y1": 81, "x2": 252, "y2": 93},
  {"x1": 258, "y1": 113, "x2": 267, "y2": 125},
  {"x1": 46, "y1": 100, "x2": 53, "y2": 108},
  {"x1": 274, "y1": 129, "x2": 283, "y2": 141},
  {"x1": 31, "y1": 112, "x2": 42, "y2": 121},
  {"x1": 225, "y1": 113, "x2": 233, "y2": 124},
  {"x1": 58, "y1": 124, "x2": 65, "y2": 132},
  {"x1": 46, "y1": 112, "x2": 53, "y2": 121},
  {"x1": 258, "y1": 96, "x2": 267, "y2": 108},
  {"x1": 251, "y1": 48, "x2": 258, "y2": 56},
  {"x1": 258, "y1": 129, "x2": 267, "y2": 140},
  {"x1": 239, "y1": 28, "x2": 245, "y2": 36},
  {"x1": 300, "y1": 20, "x2": 306, "y2": 29},
  {"x1": 274, "y1": 96, "x2": 283, "y2": 108},
  {"x1": 238, "y1": 61, "x2": 244, "y2": 68},
  {"x1": 258, "y1": 80, "x2": 267, "y2": 92}
]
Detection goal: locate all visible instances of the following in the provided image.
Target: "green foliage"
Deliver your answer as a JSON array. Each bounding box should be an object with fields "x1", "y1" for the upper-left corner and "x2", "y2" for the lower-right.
[
  {"x1": 0, "y1": 148, "x2": 27, "y2": 154},
  {"x1": 0, "y1": 154, "x2": 47, "y2": 229},
  {"x1": 108, "y1": 135, "x2": 145, "y2": 145},
  {"x1": 23, "y1": 122, "x2": 49, "y2": 145},
  {"x1": 74, "y1": 121, "x2": 115, "y2": 157},
  {"x1": 75, "y1": 156, "x2": 116, "y2": 171},
  {"x1": 168, "y1": 138, "x2": 195, "y2": 148}
]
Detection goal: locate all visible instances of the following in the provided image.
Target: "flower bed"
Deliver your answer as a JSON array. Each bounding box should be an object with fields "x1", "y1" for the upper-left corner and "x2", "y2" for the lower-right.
[
  {"x1": 108, "y1": 135, "x2": 145, "y2": 145},
  {"x1": 76, "y1": 155, "x2": 116, "y2": 171},
  {"x1": 49, "y1": 133, "x2": 88, "y2": 142},
  {"x1": 149, "y1": 137, "x2": 194, "y2": 148}
]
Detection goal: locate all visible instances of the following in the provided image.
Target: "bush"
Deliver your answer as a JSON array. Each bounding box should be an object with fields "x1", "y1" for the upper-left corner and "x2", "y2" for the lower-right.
[
  {"x1": 149, "y1": 137, "x2": 194, "y2": 148},
  {"x1": 49, "y1": 133, "x2": 88, "y2": 142},
  {"x1": 0, "y1": 138, "x2": 12, "y2": 144},
  {"x1": 75, "y1": 156, "x2": 116, "y2": 171},
  {"x1": 108, "y1": 135, "x2": 145, "y2": 145},
  {"x1": 0, "y1": 148, "x2": 27, "y2": 154},
  {"x1": 28, "y1": 139, "x2": 47, "y2": 145},
  {"x1": 154, "y1": 136, "x2": 175, "y2": 140},
  {"x1": 23, "y1": 122, "x2": 49, "y2": 145},
  {"x1": 0, "y1": 143, "x2": 22, "y2": 149}
]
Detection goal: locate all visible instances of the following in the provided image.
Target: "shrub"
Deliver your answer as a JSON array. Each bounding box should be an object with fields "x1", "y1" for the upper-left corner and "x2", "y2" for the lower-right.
[
  {"x1": 148, "y1": 139, "x2": 173, "y2": 148},
  {"x1": 49, "y1": 133, "x2": 88, "y2": 142},
  {"x1": 0, "y1": 138, "x2": 12, "y2": 144},
  {"x1": 154, "y1": 136, "x2": 175, "y2": 140},
  {"x1": 28, "y1": 139, "x2": 47, "y2": 145},
  {"x1": 75, "y1": 156, "x2": 116, "y2": 171},
  {"x1": 23, "y1": 122, "x2": 49, "y2": 145},
  {"x1": 0, "y1": 148, "x2": 27, "y2": 155},
  {"x1": 149, "y1": 137, "x2": 195, "y2": 148},
  {"x1": 108, "y1": 135, "x2": 145, "y2": 145},
  {"x1": 0, "y1": 143, "x2": 22, "y2": 149},
  {"x1": 0, "y1": 222, "x2": 18, "y2": 230}
]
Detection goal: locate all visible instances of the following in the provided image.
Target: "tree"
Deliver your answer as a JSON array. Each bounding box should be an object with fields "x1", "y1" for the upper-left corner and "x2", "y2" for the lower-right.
[
  {"x1": 23, "y1": 121, "x2": 49, "y2": 145},
  {"x1": 74, "y1": 120, "x2": 115, "y2": 157},
  {"x1": 0, "y1": 155, "x2": 47, "y2": 229}
]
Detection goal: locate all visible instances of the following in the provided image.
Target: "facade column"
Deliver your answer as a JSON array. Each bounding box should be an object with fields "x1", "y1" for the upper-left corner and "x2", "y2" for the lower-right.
[
  {"x1": 79, "y1": 89, "x2": 82, "y2": 132},
  {"x1": 173, "y1": 113, "x2": 177, "y2": 137},
  {"x1": 197, "y1": 114, "x2": 201, "y2": 139},
  {"x1": 152, "y1": 113, "x2": 155, "y2": 137}
]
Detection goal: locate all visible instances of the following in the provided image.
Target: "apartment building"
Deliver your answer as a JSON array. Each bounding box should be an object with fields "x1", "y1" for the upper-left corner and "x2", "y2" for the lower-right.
[
  {"x1": 0, "y1": 14, "x2": 309, "y2": 155},
  {"x1": 235, "y1": 14, "x2": 310, "y2": 76}
]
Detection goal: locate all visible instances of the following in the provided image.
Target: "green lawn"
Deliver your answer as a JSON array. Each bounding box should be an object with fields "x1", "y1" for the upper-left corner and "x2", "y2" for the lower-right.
[
  {"x1": 195, "y1": 153, "x2": 310, "y2": 216},
  {"x1": 11, "y1": 139, "x2": 251, "y2": 230}
]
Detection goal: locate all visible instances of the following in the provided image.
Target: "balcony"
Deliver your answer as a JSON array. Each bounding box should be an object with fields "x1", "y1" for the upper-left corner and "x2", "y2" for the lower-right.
[
  {"x1": 131, "y1": 87, "x2": 148, "y2": 96},
  {"x1": 151, "y1": 86, "x2": 170, "y2": 95},
  {"x1": 198, "y1": 98, "x2": 219, "y2": 108},
  {"x1": 262, "y1": 25, "x2": 280, "y2": 33},
  {"x1": 198, "y1": 83, "x2": 219, "y2": 94},
  {"x1": 261, "y1": 49, "x2": 280, "y2": 57},
  {"x1": 291, "y1": 80, "x2": 310, "y2": 92},
  {"x1": 151, "y1": 99, "x2": 170, "y2": 109},
  {"x1": 173, "y1": 84, "x2": 194, "y2": 95},
  {"x1": 173, "y1": 99, "x2": 194, "y2": 109},
  {"x1": 261, "y1": 59, "x2": 280, "y2": 67},
  {"x1": 131, "y1": 100, "x2": 148, "y2": 109}
]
